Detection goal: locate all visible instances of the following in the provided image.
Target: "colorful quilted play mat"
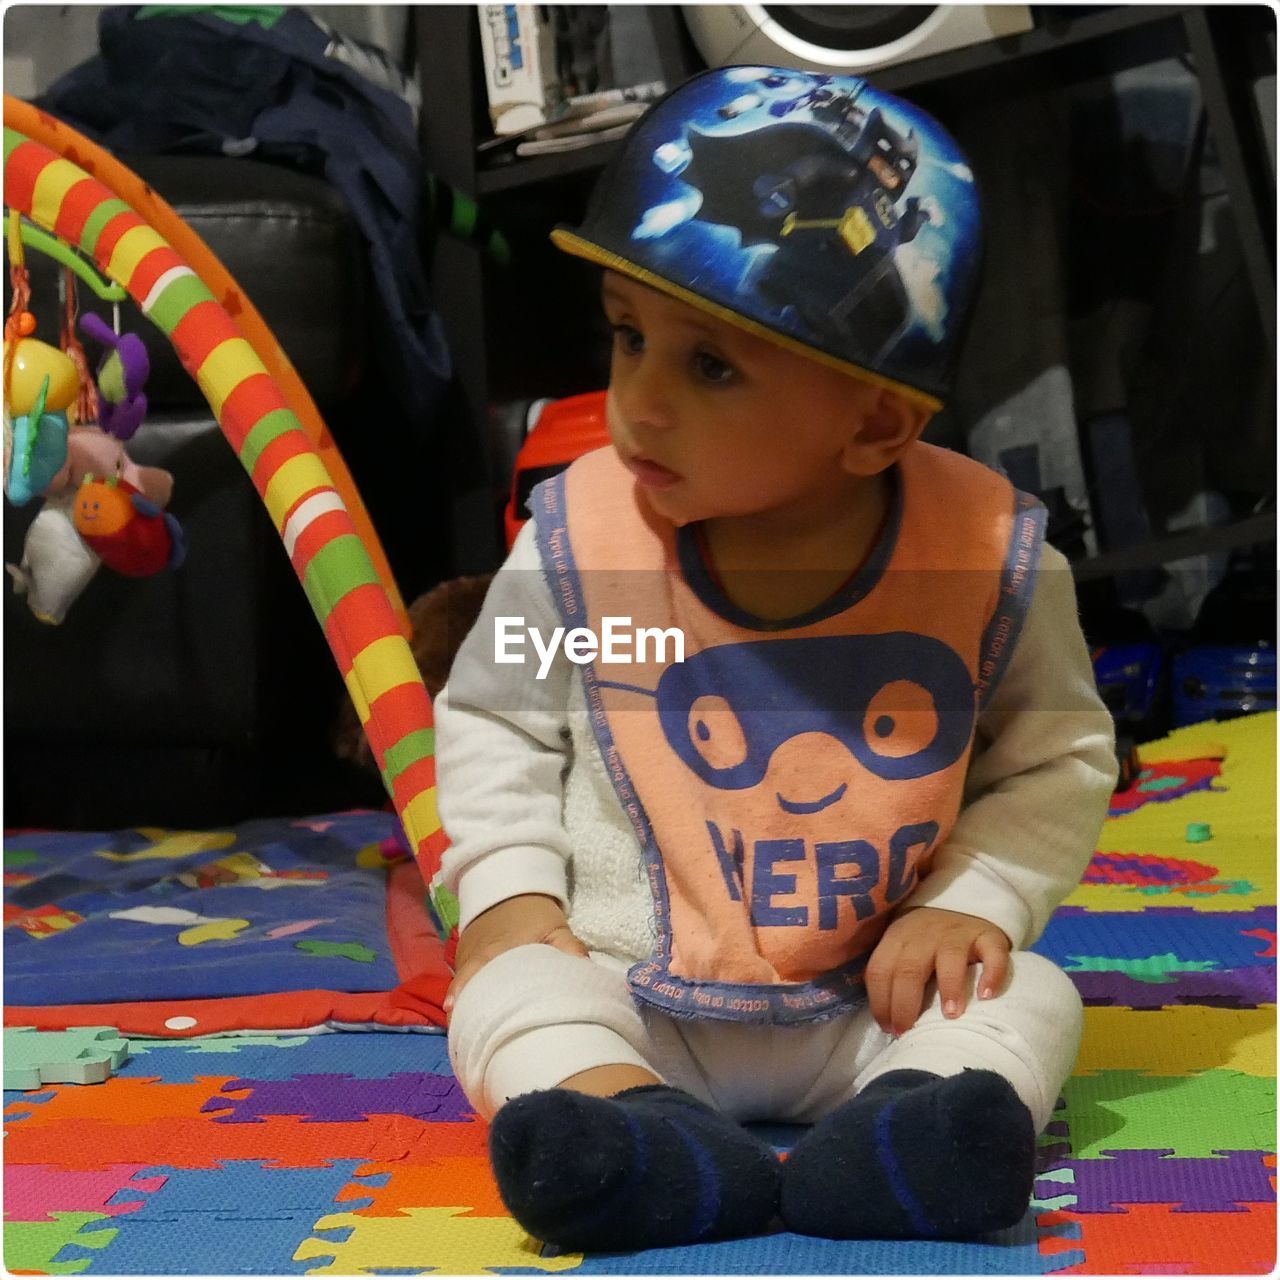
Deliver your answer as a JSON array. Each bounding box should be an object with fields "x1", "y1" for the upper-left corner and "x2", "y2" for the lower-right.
[
  {"x1": 4, "y1": 713, "x2": 1275, "y2": 1274},
  {"x1": 4, "y1": 811, "x2": 450, "y2": 1037}
]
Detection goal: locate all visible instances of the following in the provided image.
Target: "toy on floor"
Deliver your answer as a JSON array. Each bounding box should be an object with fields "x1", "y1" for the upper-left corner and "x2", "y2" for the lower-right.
[
  {"x1": 1172, "y1": 644, "x2": 1276, "y2": 727},
  {"x1": 3, "y1": 1025, "x2": 130, "y2": 1089},
  {"x1": 503, "y1": 390, "x2": 609, "y2": 548},
  {"x1": 1171, "y1": 554, "x2": 1277, "y2": 727}
]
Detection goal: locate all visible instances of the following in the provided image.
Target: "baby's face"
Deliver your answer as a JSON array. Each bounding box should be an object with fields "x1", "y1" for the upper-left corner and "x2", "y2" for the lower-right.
[{"x1": 601, "y1": 272, "x2": 874, "y2": 527}]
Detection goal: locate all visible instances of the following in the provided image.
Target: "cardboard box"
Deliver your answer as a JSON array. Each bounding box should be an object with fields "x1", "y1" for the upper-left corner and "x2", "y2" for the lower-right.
[{"x1": 477, "y1": 5, "x2": 559, "y2": 135}]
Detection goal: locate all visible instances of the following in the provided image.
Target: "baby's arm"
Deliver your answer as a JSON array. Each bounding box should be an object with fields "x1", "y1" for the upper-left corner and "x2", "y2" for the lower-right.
[
  {"x1": 865, "y1": 543, "x2": 1118, "y2": 1034},
  {"x1": 433, "y1": 523, "x2": 582, "y2": 1008}
]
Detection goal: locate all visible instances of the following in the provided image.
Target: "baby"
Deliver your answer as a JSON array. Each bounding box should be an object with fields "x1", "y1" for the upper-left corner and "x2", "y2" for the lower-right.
[{"x1": 435, "y1": 67, "x2": 1117, "y2": 1251}]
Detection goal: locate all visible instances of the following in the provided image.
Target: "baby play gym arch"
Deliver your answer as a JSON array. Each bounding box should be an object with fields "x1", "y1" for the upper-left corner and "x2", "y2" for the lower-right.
[{"x1": 3, "y1": 96, "x2": 451, "y2": 913}]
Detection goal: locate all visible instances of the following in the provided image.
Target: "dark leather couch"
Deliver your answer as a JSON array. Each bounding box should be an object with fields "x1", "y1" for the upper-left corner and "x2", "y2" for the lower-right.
[{"x1": 4, "y1": 154, "x2": 427, "y2": 829}]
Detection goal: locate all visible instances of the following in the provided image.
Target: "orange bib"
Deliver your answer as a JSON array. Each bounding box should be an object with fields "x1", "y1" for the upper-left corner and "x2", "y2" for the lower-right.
[{"x1": 532, "y1": 442, "x2": 1044, "y2": 1024}]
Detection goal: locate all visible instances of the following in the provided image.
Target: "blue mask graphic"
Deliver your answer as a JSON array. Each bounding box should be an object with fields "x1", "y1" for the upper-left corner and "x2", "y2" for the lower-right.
[{"x1": 647, "y1": 633, "x2": 975, "y2": 789}]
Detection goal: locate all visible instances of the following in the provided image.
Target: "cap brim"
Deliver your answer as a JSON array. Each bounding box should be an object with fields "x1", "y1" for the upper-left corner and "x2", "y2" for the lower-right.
[{"x1": 550, "y1": 226, "x2": 943, "y2": 413}]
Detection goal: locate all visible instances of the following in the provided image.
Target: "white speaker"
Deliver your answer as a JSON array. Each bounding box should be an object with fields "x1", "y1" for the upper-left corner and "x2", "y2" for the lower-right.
[{"x1": 682, "y1": 5, "x2": 1035, "y2": 75}]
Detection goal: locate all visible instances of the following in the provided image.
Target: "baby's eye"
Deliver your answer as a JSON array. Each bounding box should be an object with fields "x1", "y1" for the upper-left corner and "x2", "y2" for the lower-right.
[
  {"x1": 693, "y1": 351, "x2": 736, "y2": 384},
  {"x1": 610, "y1": 324, "x2": 644, "y2": 356}
]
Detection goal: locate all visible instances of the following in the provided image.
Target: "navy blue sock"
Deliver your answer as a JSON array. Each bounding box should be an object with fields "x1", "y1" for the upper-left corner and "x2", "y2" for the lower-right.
[
  {"x1": 780, "y1": 1068, "x2": 1036, "y2": 1240},
  {"x1": 488, "y1": 1083, "x2": 780, "y2": 1251}
]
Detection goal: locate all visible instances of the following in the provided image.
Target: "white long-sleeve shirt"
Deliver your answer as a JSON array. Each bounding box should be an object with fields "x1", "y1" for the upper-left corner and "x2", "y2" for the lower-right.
[{"x1": 436, "y1": 521, "x2": 1117, "y2": 959}]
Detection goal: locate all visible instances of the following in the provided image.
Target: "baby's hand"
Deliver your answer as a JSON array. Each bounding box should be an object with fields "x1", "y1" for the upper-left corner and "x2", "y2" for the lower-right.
[
  {"x1": 864, "y1": 906, "x2": 1011, "y2": 1037},
  {"x1": 444, "y1": 893, "x2": 588, "y2": 1014}
]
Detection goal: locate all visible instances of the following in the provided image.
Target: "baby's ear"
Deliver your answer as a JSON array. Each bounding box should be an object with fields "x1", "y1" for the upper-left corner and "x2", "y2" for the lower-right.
[{"x1": 842, "y1": 390, "x2": 933, "y2": 475}]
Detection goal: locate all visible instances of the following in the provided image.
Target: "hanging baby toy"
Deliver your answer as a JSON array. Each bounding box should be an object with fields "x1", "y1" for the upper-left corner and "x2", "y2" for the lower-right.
[
  {"x1": 3, "y1": 210, "x2": 184, "y2": 622},
  {"x1": 71, "y1": 298, "x2": 182, "y2": 577},
  {"x1": 2, "y1": 218, "x2": 77, "y2": 507},
  {"x1": 72, "y1": 471, "x2": 184, "y2": 577},
  {"x1": 79, "y1": 310, "x2": 148, "y2": 442}
]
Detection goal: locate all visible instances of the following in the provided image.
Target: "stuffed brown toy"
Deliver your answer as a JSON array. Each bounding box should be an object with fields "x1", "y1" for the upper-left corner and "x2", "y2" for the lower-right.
[{"x1": 332, "y1": 572, "x2": 495, "y2": 772}]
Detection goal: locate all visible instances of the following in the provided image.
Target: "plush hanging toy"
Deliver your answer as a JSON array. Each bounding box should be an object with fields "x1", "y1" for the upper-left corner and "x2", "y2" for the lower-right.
[
  {"x1": 80, "y1": 311, "x2": 149, "y2": 441},
  {"x1": 62, "y1": 289, "x2": 183, "y2": 580},
  {"x1": 3, "y1": 214, "x2": 80, "y2": 505},
  {"x1": 4, "y1": 213, "x2": 186, "y2": 619},
  {"x1": 72, "y1": 472, "x2": 185, "y2": 577},
  {"x1": 5, "y1": 487, "x2": 101, "y2": 624},
  {"x1": 2, "y1": 226, "x2": 88, "y2": 620},
  {"x1": 3, "y1": 226, "x2": 186, "y2": 624},
  {"x1": 6, "y1": 425, "x2": 178, "y2": 623},
  {"x1": 52, "y1": 424, "x2": 173, "y2": 507},
  {"x1": 3, "y1": 322, "x2": 77, "y2": 506}
]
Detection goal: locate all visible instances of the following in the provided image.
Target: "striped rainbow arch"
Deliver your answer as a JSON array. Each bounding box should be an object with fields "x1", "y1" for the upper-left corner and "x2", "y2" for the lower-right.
[{"x1": 3, "y1": 99, "x2": 453, "y2": 929}]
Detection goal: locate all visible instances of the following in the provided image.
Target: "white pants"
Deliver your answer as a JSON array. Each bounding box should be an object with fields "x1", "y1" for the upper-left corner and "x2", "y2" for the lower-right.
[{"x1": 448, "y1": 945, "x2": 1082, "y2": 1132}]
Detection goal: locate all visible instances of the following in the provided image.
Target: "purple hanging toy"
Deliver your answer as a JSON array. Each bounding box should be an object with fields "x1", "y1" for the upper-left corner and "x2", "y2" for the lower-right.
[{"x1": 80, "y1": 312, "x2": 149, "y2": 442}]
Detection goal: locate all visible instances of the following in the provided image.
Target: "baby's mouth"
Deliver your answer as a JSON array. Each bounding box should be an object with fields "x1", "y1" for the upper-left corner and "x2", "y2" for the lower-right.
[{"x1": 626, "y1": 456, "x2": 680, "y2": 489}]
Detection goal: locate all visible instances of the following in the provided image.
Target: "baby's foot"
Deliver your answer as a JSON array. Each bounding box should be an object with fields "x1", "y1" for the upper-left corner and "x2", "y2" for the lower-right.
[
  {"x1": 780, "y1": 1068, "x2": 1036, "y2": 1239},
  {"x1": 488, "y1": 1083, "x2": 780, "y2": 1250}
]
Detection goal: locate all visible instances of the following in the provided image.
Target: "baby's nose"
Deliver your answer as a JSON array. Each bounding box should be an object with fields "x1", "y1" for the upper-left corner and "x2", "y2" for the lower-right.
[{"x1": 615, "y1": 363, "x2": 676, "y2": 432}]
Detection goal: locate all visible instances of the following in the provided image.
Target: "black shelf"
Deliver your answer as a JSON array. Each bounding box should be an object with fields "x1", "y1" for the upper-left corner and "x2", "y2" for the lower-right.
[
  {"x1": 1072, "y1": 514, "x2": 1277, "y2": 583},
  {"x1": 874, "y1": 4, "x2": 1192, "y2": 96},
  {"x1": 471, "y1": 6, "x2": 1196, "y2": 199},
  {"x1": 416, "y1": 5, "x2": 1276, "y2": 580},
  {"x1": 477, "y1": 137, "x2": 627, "y2": 195}
]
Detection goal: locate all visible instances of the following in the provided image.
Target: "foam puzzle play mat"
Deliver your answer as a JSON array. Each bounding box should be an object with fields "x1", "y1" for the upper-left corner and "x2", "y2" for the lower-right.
[{"x1": 4, "y1": 711, "x2": 1274, "y2": 1275}]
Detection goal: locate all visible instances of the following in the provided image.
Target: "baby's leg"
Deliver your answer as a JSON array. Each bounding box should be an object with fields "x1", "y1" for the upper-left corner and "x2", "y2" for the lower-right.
[
  {"x1": 448, "y1": 943, "x2": 779, "y2": 1250},
  {"x1": 781, "y1": 950, "x2": 1082, "y2": 1239},
  {"x1": 447, "y1": 942, "x2": 658, "y2": 1117}
]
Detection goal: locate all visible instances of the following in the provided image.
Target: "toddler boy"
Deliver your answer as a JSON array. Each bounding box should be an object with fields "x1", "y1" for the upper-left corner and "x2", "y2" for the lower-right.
[{"x1": 435, "y1": 67, "x2": 1117, "y2": 1251}]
